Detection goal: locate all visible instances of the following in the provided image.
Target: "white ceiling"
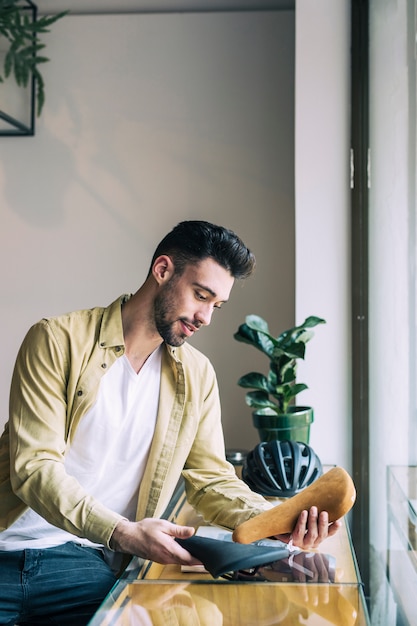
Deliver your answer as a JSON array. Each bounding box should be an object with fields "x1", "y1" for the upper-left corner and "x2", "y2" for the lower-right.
[{"x1": 36, "y1": 0, "x2": 294, "y2": 15}]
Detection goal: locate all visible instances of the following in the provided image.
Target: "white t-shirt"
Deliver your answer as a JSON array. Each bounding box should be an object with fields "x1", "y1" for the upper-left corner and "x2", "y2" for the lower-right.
[{"x1": 0, "y1": 347, "x2": 162, "y2": 551}]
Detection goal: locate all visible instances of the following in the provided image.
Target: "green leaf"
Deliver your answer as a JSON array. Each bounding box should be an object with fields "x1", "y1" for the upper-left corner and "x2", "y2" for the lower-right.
[
  {"x1": 294, "y1": 329, "x2": 314, "y2": 344},
  {"x1": 281, "y1": 364, "x2": 297, "y2": 384},
  {"x1": 245, "y1": 391, "x2": 277, "y2": 410},
  {"x1": 36, "y1": 11, "x2": 69, "y2": 29},
  {"x1": 277, "y1": 316, "x2": 326, "y2": 344},
  {"x1": 33, "y1": 56, "x2": 50, "y2": 65},
  {"x1": 273, "y1": 342, "x2": 305, "y2": 360},
  {"x1": 34, "y1": 68, "x2": 45, "y2": 115},
  {"x1": 237, "y1": 372, "x2": 269, "y2": 391},
  {"x1": 302, "y1": 315, "x2": 326, "y2": 328},
  {"x1": 245, "y1": 314, "x2": 270, "y2": 334},
  {"x1": 19, "y1": 61, "x2": 29, "y2": 87},
  {"x1": 234, "y1": 323, "x2": 275, "y2": 358},
  {"x1": 245, "y1": 316, "x2": 278, "y2": 348},
  {"x1": 286, "y1": 382, "x2": 308, "y2": 398},
  {"x1": 4, "y1": 48, "x2": 13, "y2": 77}
]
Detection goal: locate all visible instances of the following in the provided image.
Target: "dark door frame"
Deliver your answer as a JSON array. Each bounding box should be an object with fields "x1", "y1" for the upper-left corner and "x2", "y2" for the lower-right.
[{"x1": 351, "y1": 0, "x2": 370, "y2": 597}]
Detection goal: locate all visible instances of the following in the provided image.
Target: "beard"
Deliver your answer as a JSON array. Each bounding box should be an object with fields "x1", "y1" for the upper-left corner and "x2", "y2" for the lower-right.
[{"x1": 153, "y1": 278, "x2": 191, "y2": 347}]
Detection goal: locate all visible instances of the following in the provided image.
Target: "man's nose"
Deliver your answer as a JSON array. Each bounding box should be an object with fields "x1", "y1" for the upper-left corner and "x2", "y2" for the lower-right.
[{"x1": 196, "y1": 305, "x2": 213, "y2": 327}]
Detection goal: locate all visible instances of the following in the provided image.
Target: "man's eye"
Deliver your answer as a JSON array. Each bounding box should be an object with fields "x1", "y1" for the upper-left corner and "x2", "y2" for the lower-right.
[{"x1": 196, "y1": 292, "x2": 206, "y2": 301}]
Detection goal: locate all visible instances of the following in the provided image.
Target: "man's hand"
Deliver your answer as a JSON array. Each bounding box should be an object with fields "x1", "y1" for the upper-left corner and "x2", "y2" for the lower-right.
[
  {"x1": 110, "y1": 518, "x2": 202, "y2": 565},
  {"x1": 275, "y1": 506, "x2": 342, "y2": 550}
]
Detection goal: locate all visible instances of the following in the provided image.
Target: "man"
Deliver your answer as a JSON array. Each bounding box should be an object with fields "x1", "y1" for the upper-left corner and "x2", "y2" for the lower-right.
[{"x1": 0, "y1": 221, "x2": 340, "y2": 625}]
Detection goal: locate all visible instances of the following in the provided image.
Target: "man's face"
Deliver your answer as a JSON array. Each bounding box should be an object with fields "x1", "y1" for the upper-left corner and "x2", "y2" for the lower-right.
[{"x1": 153, "y1": 258, "x2": 234, "y2": 347}]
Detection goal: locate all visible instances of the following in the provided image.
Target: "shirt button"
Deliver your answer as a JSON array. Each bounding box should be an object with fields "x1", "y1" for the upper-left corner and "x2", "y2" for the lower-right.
[
  {"x1": 77, "y1": 390, "x2": 83, "y2": 397},
  {"x1": 100, "y1": 342, "x2": 105, "y2": 347},
  {"x1": 115, "y1": 346, "x2": 122, "y2": 352},
  {"x1": 101, "y1": 363, "x2": 107, "y2": 369}
]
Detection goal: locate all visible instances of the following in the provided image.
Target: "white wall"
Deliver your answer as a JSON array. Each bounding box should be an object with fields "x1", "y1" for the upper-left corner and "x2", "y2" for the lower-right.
[
  {"x1": 367, "y1": 10, "x2": 416, "y2": 620},
  {"x1": 0, "y1": 10, "x2": 296, "y2": 451},
  {"x1": 0, "y1": 3, "x2": 352, "y2": 466},
  {"x1": 295, "y1": 0, "x2": 351, "y2": 469}
]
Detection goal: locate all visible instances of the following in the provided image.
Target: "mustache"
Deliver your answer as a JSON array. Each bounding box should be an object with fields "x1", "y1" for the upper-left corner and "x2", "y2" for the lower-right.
[{"x1": 180, "y1": 318, "x2": 202, "y2": 331}]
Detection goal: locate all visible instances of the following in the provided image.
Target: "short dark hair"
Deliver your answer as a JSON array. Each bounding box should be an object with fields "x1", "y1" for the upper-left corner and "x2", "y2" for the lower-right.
[{"x1": 149, "y1": 220, "x2": 255, "y2": 279}]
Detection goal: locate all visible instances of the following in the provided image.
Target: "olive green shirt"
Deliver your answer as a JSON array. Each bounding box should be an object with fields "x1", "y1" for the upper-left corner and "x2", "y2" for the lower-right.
[{"x1": 0, "y1": 296, "x2": 270, "y2": 549}]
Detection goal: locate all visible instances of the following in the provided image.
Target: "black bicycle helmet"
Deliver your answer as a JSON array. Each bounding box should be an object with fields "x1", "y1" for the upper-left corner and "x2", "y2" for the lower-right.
[{"x1": 241, "y1": 440, "x2": 323, "y2": 497}]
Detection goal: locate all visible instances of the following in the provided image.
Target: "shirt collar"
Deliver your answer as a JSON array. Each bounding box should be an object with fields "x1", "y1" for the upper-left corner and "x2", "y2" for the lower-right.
[{"x1": 98, "y1": 294, "x2": 130, "y2": 350}]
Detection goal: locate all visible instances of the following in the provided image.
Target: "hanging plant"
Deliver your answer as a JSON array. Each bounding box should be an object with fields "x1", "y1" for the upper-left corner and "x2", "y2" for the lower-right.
[{"x1": 0, "y1": 0, "x2": 67, "y2": 116}]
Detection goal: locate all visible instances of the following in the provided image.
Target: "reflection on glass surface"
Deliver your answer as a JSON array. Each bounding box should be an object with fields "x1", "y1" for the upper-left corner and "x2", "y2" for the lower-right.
[
  {"x1": 97, "y1": 581, "x2": 368, "y2": 626},
  {"x1": 226, "y1": 550, "x2": 336, "y2": 583}
]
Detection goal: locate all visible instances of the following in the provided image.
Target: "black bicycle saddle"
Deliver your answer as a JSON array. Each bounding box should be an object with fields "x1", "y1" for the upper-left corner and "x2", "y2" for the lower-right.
[{"x1": 175, "y1": 534, "x2": 290, "y2": 578}]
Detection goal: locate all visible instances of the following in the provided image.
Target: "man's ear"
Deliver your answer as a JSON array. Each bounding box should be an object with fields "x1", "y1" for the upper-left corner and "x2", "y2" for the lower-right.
[{"x1": 152, "y1": 255, "x2": 175, "y2": 284}]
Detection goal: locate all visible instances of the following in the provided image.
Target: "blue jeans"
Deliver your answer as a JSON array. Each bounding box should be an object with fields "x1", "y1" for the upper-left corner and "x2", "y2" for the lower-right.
[{"x1": 0, "y1": 543, "x2": 117, "y2": 625}]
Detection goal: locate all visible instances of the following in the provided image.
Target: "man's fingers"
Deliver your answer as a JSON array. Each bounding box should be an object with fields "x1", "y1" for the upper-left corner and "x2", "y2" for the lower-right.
[
  {"x1": 291, "y1": 507, "x2": 339, "y2": 550},
  {"x1": 327, "y1": 519, "x2": 343, "y2": 537},
  {"x1": 168, "y1": 523, "x2": 196, "y2": 539}
]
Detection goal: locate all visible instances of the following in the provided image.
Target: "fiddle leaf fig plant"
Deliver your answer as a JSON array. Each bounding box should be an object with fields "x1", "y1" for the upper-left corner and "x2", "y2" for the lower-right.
[
  {"x1": 0, "y1": 1, "x2": 68, "y2": 116},
  {"x1": 234, "y1": 315, "x2": 326, "y2": 416}
]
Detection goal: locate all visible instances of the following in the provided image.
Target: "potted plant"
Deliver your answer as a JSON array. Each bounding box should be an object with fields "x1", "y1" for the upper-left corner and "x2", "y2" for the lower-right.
[
  {"x1": 0, "y1": 1, "x2": 67, "y2": 117},
  {"x1": 234, "y1": 314, "x2": 326, "y2": 443}
]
